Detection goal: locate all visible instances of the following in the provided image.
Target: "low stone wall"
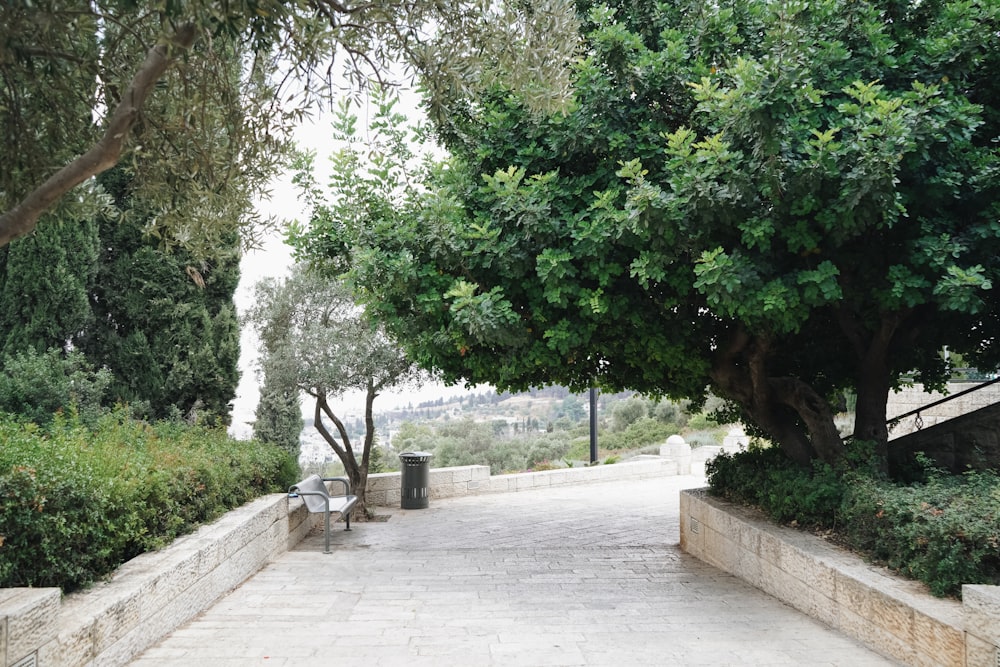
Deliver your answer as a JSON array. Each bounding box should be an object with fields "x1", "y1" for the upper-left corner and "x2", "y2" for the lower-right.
[
  {"x1": 365, "y1": 456, "x2": 679, "y2": 506},
  {"x1": 887, "y1": 382, "x2": 1000, "y2": 439},
  {"x1": 0, "y1": 493, "x2": 316, "y2": 667},
  {"x1": 1, "y1": 458, "x2": 681, "y2": 667},
  {"x1": 681, "y1": 487, "x2": 1000, "y2": 667}
]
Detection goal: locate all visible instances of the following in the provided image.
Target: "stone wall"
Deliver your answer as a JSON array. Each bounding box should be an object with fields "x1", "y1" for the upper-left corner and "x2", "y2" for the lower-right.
[
  {"x1": 886, "y1": 382, "x2": 1000, "y2": 474},
  {"x1": 365, "y1": 456, "x2": 679, "y2": 507},
  {"x1": 0, "y1": 493, "x2": 314, "y2": 667},
  {"x1": 681, "y1": 487, "x2": 1000, "y2": 667},
  {"x1": 886, "y1": 382, "x2": 1000, "y2": 439}
]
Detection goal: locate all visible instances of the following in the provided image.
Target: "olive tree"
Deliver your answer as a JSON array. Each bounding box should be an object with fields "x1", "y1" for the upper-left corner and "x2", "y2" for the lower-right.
[
  {"x1": 246, "y1": 264, "x2": 423, "y2": 516},
  {"x1": 0, "y1": 1, "x2": 579, "y2": 253}
]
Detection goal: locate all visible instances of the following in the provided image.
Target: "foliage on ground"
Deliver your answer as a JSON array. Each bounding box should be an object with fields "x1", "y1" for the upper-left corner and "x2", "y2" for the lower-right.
[
  {"x1": 0, "y1": 411, "x2": 298, "y2": 593},
  {"x1": 706, "y1": 446, "x2": 1000, "y2": 598}
]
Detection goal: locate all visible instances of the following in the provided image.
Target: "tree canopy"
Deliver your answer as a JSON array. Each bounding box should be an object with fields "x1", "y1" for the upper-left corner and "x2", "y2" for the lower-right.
[
  {"x1": 292, "y1": 0, "x2": 1000, "y2": 468},
  {"x1": 0, "y1": 0, "x2": 579, "y2": 254}
]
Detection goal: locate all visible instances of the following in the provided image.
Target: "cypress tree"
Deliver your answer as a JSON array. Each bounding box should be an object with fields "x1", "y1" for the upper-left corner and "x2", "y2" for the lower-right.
[
  {"x1": 81, "y1": 168, "x2": 241, "y2": 424},
  {"x1": 253, "y1": 365, "x2": 303, "y2": 456}
]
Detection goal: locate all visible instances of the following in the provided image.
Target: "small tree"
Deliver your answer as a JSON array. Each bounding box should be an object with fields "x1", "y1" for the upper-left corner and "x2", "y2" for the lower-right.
[{"x1": 247, "y1": 265, "x2": 422, "y2": 517}]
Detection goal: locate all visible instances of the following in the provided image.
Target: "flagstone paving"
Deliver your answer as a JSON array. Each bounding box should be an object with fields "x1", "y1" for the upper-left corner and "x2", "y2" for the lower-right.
[{"x1": 130, "y1": 473, "x2": 901, "y2": 666}]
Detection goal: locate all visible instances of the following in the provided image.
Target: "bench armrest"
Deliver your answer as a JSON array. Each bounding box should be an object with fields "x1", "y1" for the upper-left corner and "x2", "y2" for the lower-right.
[{"x1": 322, "y1": 476, "x2": 352, "y2": 496}]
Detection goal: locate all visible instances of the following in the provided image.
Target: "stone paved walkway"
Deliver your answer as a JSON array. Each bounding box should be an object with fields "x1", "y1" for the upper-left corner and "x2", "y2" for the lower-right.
[{"x1": 130, "y1": 474, "x2": 901, "y2": 666}]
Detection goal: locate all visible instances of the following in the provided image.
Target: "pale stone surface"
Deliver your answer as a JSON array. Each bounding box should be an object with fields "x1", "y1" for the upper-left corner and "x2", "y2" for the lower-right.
[
  {"x1": 660, "y1": 434, "x2": 692, "y2": 474},
  {"x1": 130, "y1": 475, "x2": 898, "y2": 667},
  {"x1": 681, "y1": 489, "x2": 968, "y2": 667},
  {"x1": 722, "y1": 426, "x2": 749, "y2": 452},
  {"x1": 911, "y1": 609, "x2": 965, "y2": 667},
  {"x1": 10, "y1": 492, "x2": 291, "y2": 667},
  {"x1": 965, "y1": 633, "x2": 999, "y2": 667},
  {"x1": 965, "y1": 585, "x2": 1000, "y2": 643},
  {"x1": 1, "y1": 587, "x2": 60, "y2": 666}
]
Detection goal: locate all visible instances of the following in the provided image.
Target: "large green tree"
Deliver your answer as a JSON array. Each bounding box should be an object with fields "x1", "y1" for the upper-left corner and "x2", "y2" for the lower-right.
[
  {"x1": 0, "y1": 0, "x2": 579, "y2": 253},
  {"x1": 293, "y1": 0, "x2": 1000, "y2": 468},
  {"x1": 246, "y1": 265, "x2": 424, "y2": 516},
  {"x1": 78, "y1": 170, "x2": 241, "y2": 424}
]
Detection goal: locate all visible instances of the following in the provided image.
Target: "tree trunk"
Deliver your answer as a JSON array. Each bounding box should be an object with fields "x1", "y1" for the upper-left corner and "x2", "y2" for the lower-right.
[
  {"x1": 711, "y1": 326, "x2": 845, "y2": 467},
  {"x1": 312, "y1": 393, "x2": 368, "y2": 519},
  {"x1": 852, "y1": 352, "x2": 892, "y2": 471},
  {"x1": 837, "y1": 306, "x2": 907, "y2": 471}
]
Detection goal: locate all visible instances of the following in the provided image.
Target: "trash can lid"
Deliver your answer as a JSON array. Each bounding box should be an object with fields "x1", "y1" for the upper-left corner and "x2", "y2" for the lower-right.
[{"x1": 399, "y1": 451, "x2": 432, "y2": 460}]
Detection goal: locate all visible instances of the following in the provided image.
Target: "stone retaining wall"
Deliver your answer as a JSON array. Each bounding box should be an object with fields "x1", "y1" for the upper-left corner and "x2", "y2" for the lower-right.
[
  {"x1": 0, "y1": 493, "x2": 315, "y2": 667},
  {"x1": 887, "y1": 382, "x2": 1000, "y2": 439},
  {"x1": 681, "y1": 487, "x2": 1000, "y2": 667}
]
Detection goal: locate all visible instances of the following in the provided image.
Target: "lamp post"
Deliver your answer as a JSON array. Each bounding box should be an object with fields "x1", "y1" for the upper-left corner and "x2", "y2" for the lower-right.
[{"x1": 589, "y1": 386, "x2": 598, "y2": 464}]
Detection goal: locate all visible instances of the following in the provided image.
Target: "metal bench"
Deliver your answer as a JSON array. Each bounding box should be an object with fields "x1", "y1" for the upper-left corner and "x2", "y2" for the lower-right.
[{"x1": 288, "y1": 474, "x2": 358, "y2": 553}]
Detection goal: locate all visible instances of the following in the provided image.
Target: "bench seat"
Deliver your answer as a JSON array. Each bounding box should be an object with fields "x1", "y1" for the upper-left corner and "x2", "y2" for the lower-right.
[{"x1": 289, "y1": 474, "x2": 358, "y2": 553}]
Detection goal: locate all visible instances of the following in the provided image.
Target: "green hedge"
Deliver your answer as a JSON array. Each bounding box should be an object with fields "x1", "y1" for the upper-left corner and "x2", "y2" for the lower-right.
[
  {"x1": 0, "y1": 411, "x2": 299, "y2": 593},
  {"x1": 706, "y1": 446, "x2": 1000, "y2": 598}
]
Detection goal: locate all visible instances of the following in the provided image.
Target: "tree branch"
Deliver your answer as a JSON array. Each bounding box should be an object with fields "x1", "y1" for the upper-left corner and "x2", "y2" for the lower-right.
[
  {"x1": 312, "y1": 393, "x2": 350, "y2": 461},
  {"x1": 0, "y1": 23, "x2": 198, "y2": 247}
]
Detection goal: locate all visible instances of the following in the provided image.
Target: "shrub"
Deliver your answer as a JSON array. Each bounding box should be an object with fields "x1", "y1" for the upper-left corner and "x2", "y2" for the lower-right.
[
  {"x1": 525, "y1": 434, "x2": 572, "y2": 469},
  {"x1": 707, "y1": 445, "x2": 1000, "y2": 597},
  {"x1": 0, "y1": 348, "x2": 111, "y2": 426},
  {"x1": 0, "y1": 411, "x2": 297, "y2": 593}
]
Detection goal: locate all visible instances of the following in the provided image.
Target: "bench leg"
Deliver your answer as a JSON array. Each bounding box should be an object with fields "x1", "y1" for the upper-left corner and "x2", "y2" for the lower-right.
[
  {"x1": 345, "y1": 512, "x2": 351, "y2": 531},
  {"x1": 324, "y1": 511, "x2": 331, "y2": 554}
]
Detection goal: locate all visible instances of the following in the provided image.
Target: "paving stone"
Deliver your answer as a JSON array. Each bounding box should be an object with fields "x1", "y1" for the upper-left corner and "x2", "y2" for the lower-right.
[{"x1": 129, "y1": 474, "x2": 902, "y2": 666}]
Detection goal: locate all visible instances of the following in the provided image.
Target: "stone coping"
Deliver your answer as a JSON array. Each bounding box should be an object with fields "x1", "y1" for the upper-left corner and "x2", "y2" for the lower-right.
[
  {"x1": 680, "y1": 487, "x2": 1000, "y2": 667},
  {"x1": 1, "y1": 457, "x2": 682, "y2": 667}
]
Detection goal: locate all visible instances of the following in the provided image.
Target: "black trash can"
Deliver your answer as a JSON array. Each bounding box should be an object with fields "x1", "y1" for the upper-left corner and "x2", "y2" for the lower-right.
[{"x1": 399, "y1": 451, "x2": 432, "y2": 509}]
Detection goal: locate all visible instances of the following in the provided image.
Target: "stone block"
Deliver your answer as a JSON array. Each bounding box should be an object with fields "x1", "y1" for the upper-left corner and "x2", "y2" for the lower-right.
[
  {"x1": 965, "y1": 634, "x2": 999, "y2": 667},
  {"x1": 761, "y1": 557, "x2": 837, "y2": 627},
  {"x1": 367, "y1": 473, "x2": 401, "y2": 492},
  {"x1": 513, "y1": 474, "x2": 537, "y2": 491},
  {"x1": 449, "y1": 466, "x2": 476, "y2": 483},
  {"x1": 730, "y1": 541, "x2": 762, "y2": 589},
  {"x1": 488, "y1": 477, "x2": 513, "y2": 493},
  {"x1": 366, "y1": 489, "x2": 388, "y2": 506},
  {"x1": 965, "y1": 585, "x2": 1000, "y2": 645},
  {"x1": 837, "y1": 604, "x2": 915, "y2": 666},
  {"x1": 702, "y1": 525, "x2": 737, "y2": 572},
  {"x1": 1, "y1": 588, "x2": 60, "y2": 667},
  {"x1": 778, "y1": 542, "x2": 836, "y2": 602},
  {"x1": 911, "y1": 608, "x2": 965, "y2": 667},
  {"x1": 756, "y1": 529, "x2": 783, "y2": 567},
  {"x1": 41, "y1": 616, "x2": 96, "y2": 667}
]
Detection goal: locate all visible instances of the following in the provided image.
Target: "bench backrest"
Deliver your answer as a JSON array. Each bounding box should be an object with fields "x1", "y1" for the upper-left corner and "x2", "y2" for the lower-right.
[{"x1": 291, "y1": 474, "x2": 330, "y2": 514}]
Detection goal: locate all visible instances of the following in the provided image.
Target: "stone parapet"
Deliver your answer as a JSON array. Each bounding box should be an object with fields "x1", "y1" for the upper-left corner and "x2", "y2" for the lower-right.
[
  {"x1": 366, "y1": 457, "x2": 679, "y2": 503},
  {"x1": 1, "y1": 493, "x2": 315, "y2": 667},
  {"x1": 681, "y1": 487, "x2": 1000, "y2": 667}
]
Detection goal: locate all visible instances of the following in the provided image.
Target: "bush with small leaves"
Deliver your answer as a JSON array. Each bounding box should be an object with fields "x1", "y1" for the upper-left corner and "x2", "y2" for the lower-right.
[
  {"x1": 707, "y1": 445, "x2": 1000, "y2": 597},
  {"x1": 0, "y1": 410, "x2": 297, "y2": 593}
]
